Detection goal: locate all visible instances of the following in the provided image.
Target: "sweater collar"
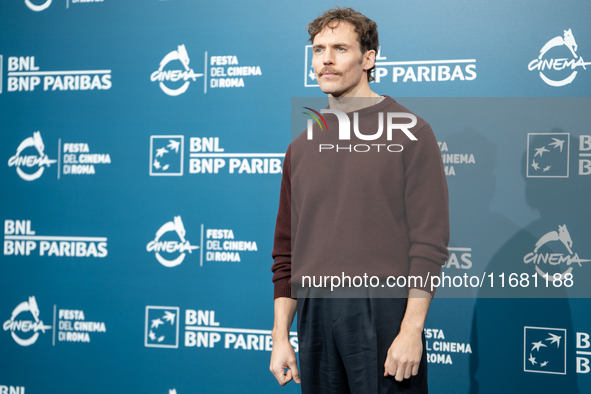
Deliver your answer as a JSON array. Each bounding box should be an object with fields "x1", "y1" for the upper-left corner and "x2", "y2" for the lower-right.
[{"x1": 326, "y1": 95, "x2": 396, "y2": 119}]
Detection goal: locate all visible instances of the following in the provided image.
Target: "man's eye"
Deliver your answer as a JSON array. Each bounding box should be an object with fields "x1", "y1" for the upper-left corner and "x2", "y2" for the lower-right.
[
  {"x1": 336, "y1": 47, "x2": 345, "y2": 51},
  {"x1": 314, "y1": 48, "x2": 323, "y2": 53}
]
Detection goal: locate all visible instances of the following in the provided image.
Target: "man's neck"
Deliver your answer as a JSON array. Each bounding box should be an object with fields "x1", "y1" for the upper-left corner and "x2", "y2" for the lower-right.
[{"x1": 328, "y1": 90, "x2": 382, "y2": 113}]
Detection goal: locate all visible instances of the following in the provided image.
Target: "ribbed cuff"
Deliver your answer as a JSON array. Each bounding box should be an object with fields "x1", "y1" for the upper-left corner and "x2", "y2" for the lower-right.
[
  {"x1": 273, "y1": 277, "x2": 295, "y2": 300},
  {"x1": 408, "y1": 257, "x2": 443, "y2": 297}
]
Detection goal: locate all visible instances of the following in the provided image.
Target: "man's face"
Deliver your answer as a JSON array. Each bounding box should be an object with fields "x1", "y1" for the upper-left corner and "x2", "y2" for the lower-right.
[{"x1": 312, "y1": 21, "x2": 373, "y2": 97}]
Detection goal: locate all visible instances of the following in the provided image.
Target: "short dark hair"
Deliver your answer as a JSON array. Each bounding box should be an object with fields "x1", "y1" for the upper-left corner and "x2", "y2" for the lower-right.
[{"x1": 307, "y1": 7, "x2": 379, "y2": 82}]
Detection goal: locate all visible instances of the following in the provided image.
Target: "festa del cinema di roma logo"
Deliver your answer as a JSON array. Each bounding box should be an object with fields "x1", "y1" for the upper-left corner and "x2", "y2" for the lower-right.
[
  {"x1": 7, "y1": 131, "x2": 111, "y2": 180},
  {"x1": 146, "y1": 216, "x2": 199, "y2": 267},
  {"x1": 528, "y1": 29, "x2": 591, "y2": 87},
  {"x1": 150, "y1": 45, "x2": 203, "y2": 96},
  {"x1": 3, "y1": 296, "x2": 51, "y2": 346},
  {"x1": 8, "y1": 131, "x2": 56, "y2": 181},
  {"x1": 145, "y1": 216, "x2": 258, "y2": 266},
  {"x1": 149, "y1": 45, "x2": 262, "y2": 96},
  {"x1": 3, "y1": 295, "x2": 107, "y2": 346}
]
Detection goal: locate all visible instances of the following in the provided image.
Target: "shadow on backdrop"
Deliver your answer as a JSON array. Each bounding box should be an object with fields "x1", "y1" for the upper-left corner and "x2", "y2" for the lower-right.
[
  {"x1": 427, "y1": 128, "x2": 520, "y2": 392},
  {"x1": 469, "y1": 132, "x2": 588, "y2": 394}
]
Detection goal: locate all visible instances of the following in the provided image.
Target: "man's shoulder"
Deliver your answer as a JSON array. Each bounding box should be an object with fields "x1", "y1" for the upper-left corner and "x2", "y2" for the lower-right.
[{"x1": 380, "y1": 96, "x2": 430, "y2": 132}]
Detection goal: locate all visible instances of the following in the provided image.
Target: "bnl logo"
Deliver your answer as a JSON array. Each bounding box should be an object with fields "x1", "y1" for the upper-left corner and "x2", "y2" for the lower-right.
[
  {"x1": 144, "y1": 306, "x2": 179, "y2": 348},
  {"x1": 524, "y1": 326, "x2": 591, "y2": 374},
  {"x1": 524, "y1": 326, "x2": 566, "y2": 374},
  {"x1": 527, "y1": 133, "x2": 591, "y2": 177},
  {"x1": 527, "y1": 133, "x2": 569, "y2": 178},
  {"x1": 150, "y1": 136, "x2": 183, "y2": 176}
]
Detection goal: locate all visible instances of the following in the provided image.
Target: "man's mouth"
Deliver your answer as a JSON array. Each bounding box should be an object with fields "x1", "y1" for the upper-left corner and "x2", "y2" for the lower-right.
[{"x1": 321, "y1": 70, "x2": 340, "y2": 78}]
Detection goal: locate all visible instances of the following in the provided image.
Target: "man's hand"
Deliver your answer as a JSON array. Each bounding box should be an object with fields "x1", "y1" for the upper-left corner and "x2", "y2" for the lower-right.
[
  {"x1": 270, "y1": 337, "x2": 300, "y2": 385},
  {"x1": 383, "y1": 327, "x2": 423, "y2": 381},
  {"x1": 384, "y1": 289, "x2": 431, "y2": 382},
  {"x1": 270, "y1": 297, "x2": 300, "y2": 385}
]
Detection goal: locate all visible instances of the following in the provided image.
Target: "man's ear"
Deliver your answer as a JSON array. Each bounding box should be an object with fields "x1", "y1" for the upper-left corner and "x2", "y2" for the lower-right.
[{"x1": 363, "y1": 49, "x2": 376, "y2": 71}]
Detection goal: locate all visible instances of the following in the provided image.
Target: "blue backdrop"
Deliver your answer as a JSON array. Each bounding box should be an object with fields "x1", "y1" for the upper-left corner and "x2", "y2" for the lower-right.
[{"x1": 1, "y1": 1, "x2": 590, "y2": 393}]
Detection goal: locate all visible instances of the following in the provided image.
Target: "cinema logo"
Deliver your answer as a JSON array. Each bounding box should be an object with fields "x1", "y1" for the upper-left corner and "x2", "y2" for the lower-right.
[
  {"x1": 151, "y1": 45, "x2": 203, "y2": 96},
  {"x1": 303, "y1": 107, "x2": 417, "y2": 153},
  {"x1": 528, "y1": 29, "x2": 591, "y2": 87},
  {"x1": 305, "y1": 46, "x2": 476, "y2": 87},
  {"x1": 2, "y1": 56, "x2": 111, "y2": 92},
  {"x1": 146, "y1": 216, "x2": 199, "y2": 268},
  {"x1": 523, "y1": 224, "x2": 590, "y2": 280},
  {"x1": 8, "y1": 131, "x2": 56, "y2": 181},
  {"x1": 3, "y1": 296, "x2": 51, "y2": 346},
  {"x1": 146, "y1": 217, "x2": 258, "y2": 266},
  {"x1": 3, "y1": 219, "x2": 108, "y2": 258},
  {"x1": 145, "y1": 306, "x2": 298, "y2": 352}
]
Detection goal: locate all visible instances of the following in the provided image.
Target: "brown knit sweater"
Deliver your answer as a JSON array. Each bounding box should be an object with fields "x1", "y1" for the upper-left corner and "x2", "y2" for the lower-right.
[{"x1": 271, "y1": 96, "x2": 449, "y2": 299}]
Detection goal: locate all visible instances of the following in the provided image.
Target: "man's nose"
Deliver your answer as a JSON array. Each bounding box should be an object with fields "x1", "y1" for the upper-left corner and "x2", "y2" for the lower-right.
[{"x1": 323, "y1": 48, "x2": 335, "y2": 65}]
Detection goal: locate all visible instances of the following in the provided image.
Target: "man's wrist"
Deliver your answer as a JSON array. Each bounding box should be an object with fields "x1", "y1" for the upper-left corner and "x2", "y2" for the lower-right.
[
  {"x1": 400, "y1": 321, "x2": 424, "y2": 336},
  {"x1": 271, "y1": 328, "x2": 291, "y2": 341}
]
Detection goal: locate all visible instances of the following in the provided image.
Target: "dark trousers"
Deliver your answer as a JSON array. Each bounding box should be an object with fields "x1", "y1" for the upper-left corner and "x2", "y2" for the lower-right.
[{"x1": 296, "y1": 296, "x2": 428, "y2": 394}]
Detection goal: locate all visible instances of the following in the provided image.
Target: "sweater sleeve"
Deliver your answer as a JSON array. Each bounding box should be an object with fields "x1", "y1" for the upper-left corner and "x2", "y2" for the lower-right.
[
  {"x1": 403, "y1": 124, "x2": 450, "y2": 296},
  {"x1": 271, "y1": 145, "x2": 295, "y2": 299}
]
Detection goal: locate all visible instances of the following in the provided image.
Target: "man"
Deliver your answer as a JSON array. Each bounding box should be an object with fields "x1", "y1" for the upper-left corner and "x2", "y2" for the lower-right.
[{"x1": 270, "y1": 7, "x2": 449, "y2": 393}]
